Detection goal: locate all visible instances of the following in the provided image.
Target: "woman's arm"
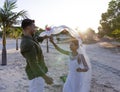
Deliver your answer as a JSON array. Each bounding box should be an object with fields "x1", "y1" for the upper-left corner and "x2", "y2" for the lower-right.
[
  {"x1": 50, "y1": 37, "x2": 70, "y2": 55},
  {"x1": 76, "y1": 54, "x2": 89, "y2": 72}
]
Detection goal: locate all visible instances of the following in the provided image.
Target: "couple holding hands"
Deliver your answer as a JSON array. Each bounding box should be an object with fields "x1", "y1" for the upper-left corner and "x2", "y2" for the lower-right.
[{"x1": 20, "y1": 19, "x2": 91, "y2": 92}]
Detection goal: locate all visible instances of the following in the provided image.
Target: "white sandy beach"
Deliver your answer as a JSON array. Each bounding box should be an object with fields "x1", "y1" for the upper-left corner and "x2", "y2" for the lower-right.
[{"x1": 0, "y1": 39, "x2": 120, "y2": 92}]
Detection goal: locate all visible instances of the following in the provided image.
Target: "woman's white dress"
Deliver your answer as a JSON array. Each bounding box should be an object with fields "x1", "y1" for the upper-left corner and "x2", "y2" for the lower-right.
[{"x1": 63, "y1": 54, "x2": 91, "y2": 92}]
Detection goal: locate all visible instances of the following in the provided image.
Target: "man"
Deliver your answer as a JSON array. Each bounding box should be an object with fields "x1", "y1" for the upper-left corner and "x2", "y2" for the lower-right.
[{"x1": 20, "y1": 19, "x2": 53, "y2": 92}]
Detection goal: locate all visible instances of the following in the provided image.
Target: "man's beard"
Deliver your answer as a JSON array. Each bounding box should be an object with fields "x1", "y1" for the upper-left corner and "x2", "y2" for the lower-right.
[{"x1": 30, "y1": 30, "x2": 35, "y2": 36}]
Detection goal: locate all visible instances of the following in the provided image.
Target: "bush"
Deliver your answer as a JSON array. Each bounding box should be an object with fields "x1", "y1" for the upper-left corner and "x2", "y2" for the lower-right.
[
  {"x1": 111, "y1": 29, "x2": 120, "y2": 39},
  {"x1": 60, "y1": 75, "x2": 67, "y2": 83}
]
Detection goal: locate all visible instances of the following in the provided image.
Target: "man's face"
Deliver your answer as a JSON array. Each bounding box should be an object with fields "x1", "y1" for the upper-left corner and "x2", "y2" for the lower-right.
[{"x1": 27, "y1": 23, "x2": 36, "y2": 35}]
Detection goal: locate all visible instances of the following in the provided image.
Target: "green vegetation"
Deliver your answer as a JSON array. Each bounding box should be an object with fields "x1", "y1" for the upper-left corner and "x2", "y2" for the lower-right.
[
  {"x1": 98, "y1": 0, "x2": 120, "y2": 41},
  {"x1": 0, "y1": 0, "x2": 27, "y2": 65},
  {"x1": 8, "y1": 27, "x2": 22, "y2": 50}
]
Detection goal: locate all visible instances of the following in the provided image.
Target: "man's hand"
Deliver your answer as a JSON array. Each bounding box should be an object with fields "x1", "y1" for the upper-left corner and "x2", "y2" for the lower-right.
[
  {"x1": 49, "y1": 36, "x2": 54, "y2": 43},
  {"x1": 45, "y1": 76, "x2": 53, "y2": 85},
  {"x1": 43, "y1": 35, "x2": 49, "y2": 39},
  {"x1": 42, "y1": 75, "x2": 53, "y2": 85}
]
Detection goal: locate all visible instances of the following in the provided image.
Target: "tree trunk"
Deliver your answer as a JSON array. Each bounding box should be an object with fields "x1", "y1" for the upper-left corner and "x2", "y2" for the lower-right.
[
  {"x1": 2, "y1": 30, "x2": 7, "y2": 65},
  {"x1": 46, "y1": 38, "x2": 49, "y2": 53},
  {"x1": 16, "y1": 38, "x2": 18, "y2": 50}
]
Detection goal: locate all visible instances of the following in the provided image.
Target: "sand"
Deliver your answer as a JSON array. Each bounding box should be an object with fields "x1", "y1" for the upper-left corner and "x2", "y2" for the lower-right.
[{"x1": 0, "y1": 39, "x2": 120, "y2": 92}]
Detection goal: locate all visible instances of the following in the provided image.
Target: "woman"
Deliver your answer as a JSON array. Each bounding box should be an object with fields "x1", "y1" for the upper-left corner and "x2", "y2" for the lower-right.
[{"x1": 50, "y1": 37, "x2": 91, "y2": 92}]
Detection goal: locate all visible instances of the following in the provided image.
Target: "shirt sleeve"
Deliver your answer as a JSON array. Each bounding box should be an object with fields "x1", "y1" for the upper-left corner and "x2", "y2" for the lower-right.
[
  {"x1": 34, "y1": 35, "x2": 44, "y2": 43},
  {"x1": 21, "y1": 43, "x2": 45, "y2": 77}
]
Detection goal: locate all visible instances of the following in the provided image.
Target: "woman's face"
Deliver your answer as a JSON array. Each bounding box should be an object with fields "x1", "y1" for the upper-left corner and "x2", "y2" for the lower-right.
[{"x1": 70, "y1": 42, "x2": 78, "y2": 51}]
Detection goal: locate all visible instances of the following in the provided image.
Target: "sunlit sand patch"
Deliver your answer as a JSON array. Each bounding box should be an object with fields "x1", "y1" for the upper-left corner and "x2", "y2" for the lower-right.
[
  {"x1": 99, "y1": 42, "x2": 116, "y2": 48},
  {"x1": 57, "y1": 37, "x2": 79, "y2": 44},
  {"x1": 0, "y1": 49, "x2": 19, "y2": 54}
]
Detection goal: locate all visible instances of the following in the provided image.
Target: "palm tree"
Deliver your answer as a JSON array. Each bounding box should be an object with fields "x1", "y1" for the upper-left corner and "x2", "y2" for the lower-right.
[{"x1": 0, "y1": 0, "x2": 27, "y2": 65}]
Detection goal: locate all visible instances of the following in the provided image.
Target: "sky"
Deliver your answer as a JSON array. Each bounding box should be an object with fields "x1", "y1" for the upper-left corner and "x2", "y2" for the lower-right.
[{"x1": 0, "y1": 0, "x2": 111, "y2": 32}]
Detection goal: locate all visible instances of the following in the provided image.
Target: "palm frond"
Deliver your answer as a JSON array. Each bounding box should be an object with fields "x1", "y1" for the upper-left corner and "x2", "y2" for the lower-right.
[
  {"x1": 0, "y1": 0, "x2": 28, "y2": 28},
  {"x1": 4, "y1": 0, "x2": 17, "y2": 12},
  {"x1": 15, "y1": 10, "x2": 28, "y2": 19},
  {"x1": 8, "y1": 10, "x2": 28, "y2": 25},
  {"x1": 0, "y1": 8, "x2": 5, "y2": 15}
]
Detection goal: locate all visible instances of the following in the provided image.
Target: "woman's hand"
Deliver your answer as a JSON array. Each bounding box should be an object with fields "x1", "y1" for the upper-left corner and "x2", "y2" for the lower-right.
[
  {"x1": 76, "y1": 67, "x2": 88, "y2": 72},
  {"x1": 76, "y1": 67, "x2": 83, "y2": 72}
]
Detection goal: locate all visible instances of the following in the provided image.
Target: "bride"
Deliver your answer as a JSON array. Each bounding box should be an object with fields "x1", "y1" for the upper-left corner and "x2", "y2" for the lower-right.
[
  {"x1": 40, "y1": 25, "x2": 92, "y2": 92},
  {"x1": 49, "y1": 35, "x2": 92, "y2": 92}
]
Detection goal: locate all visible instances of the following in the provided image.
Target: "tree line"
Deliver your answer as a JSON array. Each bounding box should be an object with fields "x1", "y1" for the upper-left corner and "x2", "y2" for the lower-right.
[{"x1": 98, "y1": 0, "x2": 120, "y2": 40}]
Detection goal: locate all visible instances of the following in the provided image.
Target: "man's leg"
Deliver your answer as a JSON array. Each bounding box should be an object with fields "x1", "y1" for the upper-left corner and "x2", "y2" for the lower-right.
[{"x1": 29, "y1": 77, "x2": 45, "y2": 92}]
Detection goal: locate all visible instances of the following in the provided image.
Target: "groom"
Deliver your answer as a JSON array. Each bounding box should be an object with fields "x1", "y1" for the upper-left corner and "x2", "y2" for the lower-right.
[{"x1": 20, "y1": 19, "x2": 53, "y2": 92}]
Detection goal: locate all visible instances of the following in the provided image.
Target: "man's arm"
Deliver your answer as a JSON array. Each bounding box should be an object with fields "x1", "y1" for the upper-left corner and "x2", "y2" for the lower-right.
[
  {"x1": 21, "y1": 43, "x2": 53, "y2": 84},
  {"x1": 33, "y1": 34, "x2": 44, "y2": 43},
  {"x1": 21, "y1": 43, "x2": 46, "y2": 76},
  {"x1": 36, "y1": 36, "x2": 45, "y2": 43}
]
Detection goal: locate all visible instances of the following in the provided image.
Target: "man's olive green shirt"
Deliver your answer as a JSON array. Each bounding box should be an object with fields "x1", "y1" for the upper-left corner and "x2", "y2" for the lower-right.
[{"x1": 20, "y1": 35, "x2": 48, "y2": 80}]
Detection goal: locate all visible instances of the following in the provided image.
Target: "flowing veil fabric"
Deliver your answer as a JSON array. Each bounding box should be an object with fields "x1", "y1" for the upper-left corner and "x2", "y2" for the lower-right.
[{"x1": 39, "y1": 25, "x2": 80, "y2": 37}]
